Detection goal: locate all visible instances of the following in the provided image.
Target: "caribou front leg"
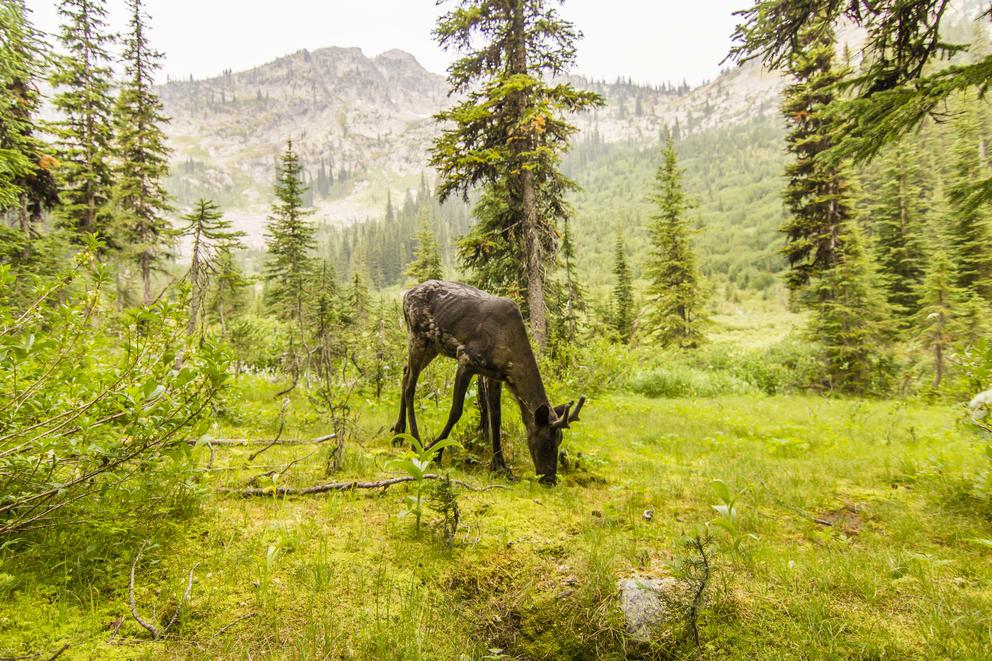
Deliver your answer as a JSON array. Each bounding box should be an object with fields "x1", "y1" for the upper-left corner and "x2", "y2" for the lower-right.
[
  {"x1": 427, "y1": 363, "x2": 474, "y2": 465},
  {"x1": 482, "y1": 377, "x2": 513, "y2": 479}
]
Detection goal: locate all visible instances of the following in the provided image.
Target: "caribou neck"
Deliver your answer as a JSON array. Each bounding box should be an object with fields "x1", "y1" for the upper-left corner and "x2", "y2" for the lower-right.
[{"x1": 504, "y1": 351, "x2": 550, "y2": 429}]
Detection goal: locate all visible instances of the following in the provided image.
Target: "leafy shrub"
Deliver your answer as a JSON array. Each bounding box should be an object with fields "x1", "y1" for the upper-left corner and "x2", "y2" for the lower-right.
[
  {"x1": 627, "y1": 364, "x2": 754, "y2": 398},
  {"x1": 624, "y1": 338, "x2": 822, "y2": 398},
  {"x1": 0, "y1": 256, "x2": 227, "y2": 541},
  {"x1": 546, "y1": 335, "x2": 634, "y2": 399}
]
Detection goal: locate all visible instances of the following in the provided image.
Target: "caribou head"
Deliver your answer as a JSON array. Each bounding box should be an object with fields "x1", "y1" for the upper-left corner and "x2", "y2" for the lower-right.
[{"x1": 528, "y1": 396, "x2": 585, "y2": 485}]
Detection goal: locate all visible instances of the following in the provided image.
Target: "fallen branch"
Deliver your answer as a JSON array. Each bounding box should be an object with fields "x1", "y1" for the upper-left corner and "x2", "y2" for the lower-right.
[
  {"x1": 0, "y1": 644, "x2": 70, "y2": 661},
  {"x1": 225, "y1": 473, "x2": 510, "y2": 497},
  {"x1": 190, "y1": 435, "x2": 336, "y2": 447}
]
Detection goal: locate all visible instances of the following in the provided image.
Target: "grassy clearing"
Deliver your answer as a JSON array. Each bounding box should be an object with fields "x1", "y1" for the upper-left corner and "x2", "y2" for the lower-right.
[{"x1": 1, "y1": 376, "x2": 990, "y2": 659}]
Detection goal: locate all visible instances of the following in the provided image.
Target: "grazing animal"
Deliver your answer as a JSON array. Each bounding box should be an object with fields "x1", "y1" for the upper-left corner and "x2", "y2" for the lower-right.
[{"x1": 392, "y1": 280, "x2": 585, "y2": 484}]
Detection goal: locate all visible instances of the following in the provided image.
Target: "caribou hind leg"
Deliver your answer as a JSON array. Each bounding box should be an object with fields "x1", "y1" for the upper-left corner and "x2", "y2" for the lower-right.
[
  {"x1": 391, "y1": 364, "x2": 410, "y2": 443},
  {"x1": 403, "y1": 345, "x2": 435, "y2": 444}
]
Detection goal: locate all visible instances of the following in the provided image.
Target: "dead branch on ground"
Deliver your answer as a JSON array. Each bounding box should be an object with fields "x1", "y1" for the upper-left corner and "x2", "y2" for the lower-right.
[{"x1": 225, "y1": 473, "x2": 509, "y2": 497}]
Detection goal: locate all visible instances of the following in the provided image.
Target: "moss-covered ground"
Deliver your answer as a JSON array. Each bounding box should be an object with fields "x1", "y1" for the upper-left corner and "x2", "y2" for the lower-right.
[{"x1": 2, "y1": 374, "x2": 990, "y2": 659}]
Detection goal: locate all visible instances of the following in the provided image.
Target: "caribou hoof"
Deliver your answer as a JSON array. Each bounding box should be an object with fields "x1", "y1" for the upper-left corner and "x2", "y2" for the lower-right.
[{"x1": 491, "y1": 464, "x2": 518, "y2": 482}]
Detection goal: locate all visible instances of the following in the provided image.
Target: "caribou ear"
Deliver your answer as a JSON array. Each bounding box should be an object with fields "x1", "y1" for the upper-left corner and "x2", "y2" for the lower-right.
[{"x1": 535, "y1": 403, "x2": 551, "y2": 427}]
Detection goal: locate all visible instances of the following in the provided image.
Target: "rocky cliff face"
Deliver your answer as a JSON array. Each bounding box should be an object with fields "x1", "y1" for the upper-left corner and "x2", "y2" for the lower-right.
[{"x1": 159, "y1": 45, "x2": 785, "y2": 243}]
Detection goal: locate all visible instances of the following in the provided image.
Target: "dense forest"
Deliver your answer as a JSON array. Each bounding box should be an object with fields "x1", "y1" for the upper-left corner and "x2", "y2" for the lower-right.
[{"x1": 2, "y1": 0, "x2": 992, "y2": 658}]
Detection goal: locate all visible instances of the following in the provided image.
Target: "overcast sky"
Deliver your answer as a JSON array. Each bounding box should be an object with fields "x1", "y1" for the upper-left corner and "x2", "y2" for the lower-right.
[{"x1": 26, "y1": 1, "x2": 750, "y2": 87}]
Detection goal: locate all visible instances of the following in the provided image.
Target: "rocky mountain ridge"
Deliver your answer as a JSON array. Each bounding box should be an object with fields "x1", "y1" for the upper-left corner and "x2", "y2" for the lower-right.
[{"x1": 159, "y1": 45, "x2": 786, "y2": 244}]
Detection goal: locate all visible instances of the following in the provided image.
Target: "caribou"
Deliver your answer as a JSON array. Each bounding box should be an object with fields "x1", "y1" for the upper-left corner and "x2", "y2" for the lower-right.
[{"x1": 392, "y1": 280, "x2": 585, "y2": 484}]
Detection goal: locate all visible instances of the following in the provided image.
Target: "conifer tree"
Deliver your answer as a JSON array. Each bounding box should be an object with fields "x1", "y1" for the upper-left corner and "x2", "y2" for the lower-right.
[
  {"x1": 0, "y1": 2, "x2": 57, "y2": 229},
  {"x1": 956, "y1": 291, "x2": 990, "y2": 352},
  {"x1": 309, "y1": 260, "x2": 343, "y2": 387},
  {"x1": 779, "y1": 22, "x2": 852, "y2": 292},
  {"x1": 868, "y1": 140, "x2": 929, "y2": 318},
  {"x1": 48, "y1": 0, "x2": 115, "y2": 241},
  {"x1": 611, "y1": 234, "x2": 634, "y2": 344},
  {"x1": 558, "y1": 217, "x2": 585, "y2": 343},
  {"x1": 431, "y1": 0, "x2": 604, "y2": 347},
  {"x1": 731, "y1": 2, "x2": 992, "y2": 206},
  {"x1": 346, "y1": 270, "x2": 370, "y2": 326},
  {"x1": 915, "y1": 250, "x2": 957, "y2": 389},
  {"x1": 264, "y1": 139, "x2": 317, "y2": 342},
  {"x1": 112, "y1": 0, "x2": 174, "y2": 303},
  {"x1": 809, "y1": 222, "x2": 893, "y2": 393},
  {"x1": 209, "y1": 249, "x2": 251, "y2": 338},
  {"x1": 182, "y1": 198, "x2": 245, "y2": 339},
  {"x1": 946, "y1": 97, "x2": 992, "y2": 301},
  {"x1": 644, "y1": 138, "x2": 707, "y2": 348},
  {"x1": 405, "y1": 207, "x2": 443, "y2": 283}
]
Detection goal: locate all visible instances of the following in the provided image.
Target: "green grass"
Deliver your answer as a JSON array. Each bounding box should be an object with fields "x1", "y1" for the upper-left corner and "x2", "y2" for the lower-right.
[{"x1": 2, "y1": 375, "x2": 990, "y2": 659}]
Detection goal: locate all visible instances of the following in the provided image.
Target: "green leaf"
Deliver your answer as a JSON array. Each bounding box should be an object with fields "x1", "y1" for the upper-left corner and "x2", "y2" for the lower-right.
[{"x1": 711, "y1": 479, "x2": 732, "y2": 504}]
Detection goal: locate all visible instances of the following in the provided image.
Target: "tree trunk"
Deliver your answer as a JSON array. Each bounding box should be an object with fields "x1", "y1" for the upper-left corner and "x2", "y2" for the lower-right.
[
  {"x1": 522, "y1": 169, "x2": 546, "y2": 347},
  {"x1": 509, "y1": 0, "x2": 546, "y2": 349},
  {"x1": 141, "y1": 251, "x2": 152, "y2": 305}
]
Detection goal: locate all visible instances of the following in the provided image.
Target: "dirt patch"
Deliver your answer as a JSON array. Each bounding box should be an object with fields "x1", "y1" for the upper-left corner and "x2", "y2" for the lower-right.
[{"x1": 818, "y1": 503, "x2": 863, "y2": 535}]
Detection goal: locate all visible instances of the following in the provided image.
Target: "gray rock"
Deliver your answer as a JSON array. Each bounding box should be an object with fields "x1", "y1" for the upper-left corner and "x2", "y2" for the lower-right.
[{"x1": 617, "y1": 575, "x2": 680, "y2": 641}]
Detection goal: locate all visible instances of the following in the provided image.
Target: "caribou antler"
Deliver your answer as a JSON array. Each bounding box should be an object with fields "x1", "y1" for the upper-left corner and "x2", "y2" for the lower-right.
[
  {"x1": 568, "y1": 396, "x2": 586, "y2": 424},
  {"x1": 554, "y1": 396, "x2": 586, "y2": 429}
]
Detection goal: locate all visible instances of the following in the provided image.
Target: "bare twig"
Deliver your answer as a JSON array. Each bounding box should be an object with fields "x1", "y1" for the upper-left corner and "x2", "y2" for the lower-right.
[
  {"x1": 212, "y1": 612, "x2": 257, "y2": 638},
  {"x1": 226, "y1": 473, "x2": 509, "y2": 497},
  {"x1": 43, "y1": 644, "x2": 70, "y2": 661},
  {"x1": 686, "y1": 535, "x2": 712, "y2": 650},
  {"x1": 129, "y1": 541, "x2": 197, "y2": 641},
  {"x1": 162, "y1": 563, "x2": 199, "y2": 635},
  {"x1": 129, "y1": 541, "x2": 160, "y2": 640},
  {"x1": 247, "y1": 398, "x2": 289, "y2": 463}
]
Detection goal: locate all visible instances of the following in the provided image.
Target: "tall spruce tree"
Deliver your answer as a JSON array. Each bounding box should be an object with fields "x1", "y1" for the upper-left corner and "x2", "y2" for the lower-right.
[
  {"x1": 405, "y1": 207, "x2": 443, "y2": 283},
  {"x1": 946, "y1": 96, "x2": 992, "y2": 301},
  {"x1": 558, "y1": 217, "x2": 585, "y2": 343},
  {"x1": 48, "y1": 0, "x2": 115, "y2": 241},
  {"x1": 430, "y1": 0, "x2": 604, "y2": 348},
  {"x1": 112, "y1": 0, "x2": 174, "y2": 303},
  {"x1": 915, "y1": 250, "x2": 957, "y2": 389},
  {"x1": 0, "y1": 2, "x2": 57, "y2": 230},
  {"x1": 264, "y1": 139, "x2": 317, "y2": 348},
  {"x1": 182, "y1": 199, "x2": 245, "y2": 339},
  {"x1": 644, "y1": 138, "x2": 707, "y2": 348},
  {"x1": 779, "y1": 21, "x2": 852, "y2": 293},
  {"x1": 867, "y1": 139, "x2": 929, "y2": 319},
  {"x1": 809, "y1": 222, "x2": 894, "y2": 394},
  {"x1": 611, "y1": 234, "x2": 634, "y2": 344}
]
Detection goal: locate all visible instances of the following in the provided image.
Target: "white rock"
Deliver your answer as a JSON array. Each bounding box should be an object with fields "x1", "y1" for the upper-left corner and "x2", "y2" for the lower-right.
[{"x1": 617, "y1": 575, "x2": 680, "y2": 641}]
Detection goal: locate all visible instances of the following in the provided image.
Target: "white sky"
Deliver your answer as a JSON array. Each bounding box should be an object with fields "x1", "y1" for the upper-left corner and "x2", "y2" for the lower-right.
[{"x1": 25, "y1": 1, "x2": 750, "y2": 87}]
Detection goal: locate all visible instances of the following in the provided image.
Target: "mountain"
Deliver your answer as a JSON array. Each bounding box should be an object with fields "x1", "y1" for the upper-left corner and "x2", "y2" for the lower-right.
[{"x1": 158, "y1": 46, "x2": 786, "y2": 247}]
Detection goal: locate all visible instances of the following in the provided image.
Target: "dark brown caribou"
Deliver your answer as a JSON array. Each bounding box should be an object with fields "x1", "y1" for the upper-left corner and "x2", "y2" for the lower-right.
[{"x1": 391, "y1": 280, "x2": 585, "y2": 484}]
